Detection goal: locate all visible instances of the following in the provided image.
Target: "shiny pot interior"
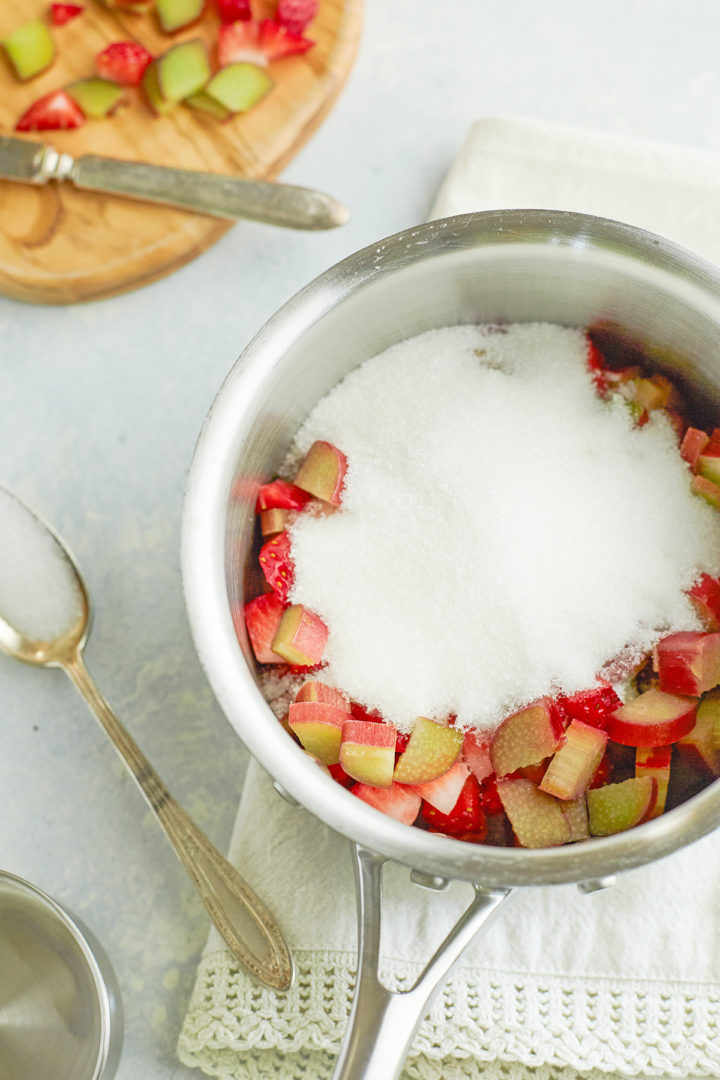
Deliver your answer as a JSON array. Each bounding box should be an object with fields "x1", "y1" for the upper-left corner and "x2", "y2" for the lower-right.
[{"x1": 182, "y1": 209, "x2": 720, "y2": 887}]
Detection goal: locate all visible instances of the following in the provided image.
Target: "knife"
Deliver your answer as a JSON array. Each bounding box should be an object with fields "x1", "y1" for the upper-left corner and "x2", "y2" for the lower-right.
[{"x1": 0, "y1": 134, "x2": 349, "y2": 230}]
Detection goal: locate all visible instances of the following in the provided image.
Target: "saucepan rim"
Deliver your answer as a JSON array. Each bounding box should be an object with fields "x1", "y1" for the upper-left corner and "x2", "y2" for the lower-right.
[{"x1": 182, "y1": 208, "x2": 720, "y2": 887}]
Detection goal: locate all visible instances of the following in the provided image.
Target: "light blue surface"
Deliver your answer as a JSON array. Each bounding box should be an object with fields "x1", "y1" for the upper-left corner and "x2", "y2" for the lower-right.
[{"x1": 2, "y1": 2, "x2": 720, "y2": 1077}]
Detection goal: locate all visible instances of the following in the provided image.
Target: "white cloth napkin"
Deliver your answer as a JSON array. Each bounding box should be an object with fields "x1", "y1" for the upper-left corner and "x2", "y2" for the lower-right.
[{"x1": 178, "y1": 116, "x2": 720, "y2": 1080}]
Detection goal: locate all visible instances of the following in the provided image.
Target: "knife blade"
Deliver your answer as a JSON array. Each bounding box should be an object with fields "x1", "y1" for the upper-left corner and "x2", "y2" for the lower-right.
[{"x1": 0, "y1": 134, "x2": 349, "y2": 230}]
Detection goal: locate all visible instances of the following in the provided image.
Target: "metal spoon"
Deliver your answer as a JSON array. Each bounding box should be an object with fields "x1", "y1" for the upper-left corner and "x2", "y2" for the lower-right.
[{"x1": 0, "y1": 487, "x2": 293, "y2": 992}]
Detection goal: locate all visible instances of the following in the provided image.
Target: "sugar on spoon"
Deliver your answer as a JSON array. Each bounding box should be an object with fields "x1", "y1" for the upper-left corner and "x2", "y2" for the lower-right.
[{"x1": 0, "y1": 486, "x2": 293, "y2": 991}]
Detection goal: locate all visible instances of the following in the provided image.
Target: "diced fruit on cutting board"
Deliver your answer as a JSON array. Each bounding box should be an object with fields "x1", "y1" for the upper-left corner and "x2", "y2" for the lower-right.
[
  {"x1": 635, "y1": 746, "x2": 672, "y2": 817},
  {"x1": 295, "y1": 440, "x2": 347, "y2": 506},
  {"x1": 3, "y1": 19, "x2": 54, "y2": 80},
  {"x1": 392, "y1": 716, "x2": 463, "y2": 784},
  {"x1": 352, "y1": 783, "x2": 421, "y2": 826},
  {"x1": 412, "y1": 759, "x2": 470, "y2": 814},
  {"x1": 277, "y1": 0, "x2": 318, "y2": 33},
  {"x1": 142, "y1": 62, "x2": 175, "y2": 114},
  {"x1": 606, "y1": 688, "x2": 697, "y2": 747},
  {"x1": 157, "y1": 39, "x2": 210, "y2": 102},
  {"x1": 96, "y1": 41, "x2": 154, "y2": 86},
  {"x1": 218, "y1": 0, "x2": 251, "y2": 21},
  {"x1": 243, "y1": 593, "x2": 285, "y2": 663},
  {"x1": 587, "y1": 776, "x2": 657, "y2": 835},
  {"x1": 51, "y1": 4, "x2": 84, "y2": 26},
  {"x1": 496, "y1": 779, "x2": 571, "y2": 848},
  {"x1": 339, "y1": 719, "x2": 396, "y2": 786},
  {"x1": 288, "y1": 701, "x2": 348, "y2": 764},
  {"x1": 156, "y1": 0, "x2": 206, "y2": 32},
  {"x1": 67, "y1": 78, "x2": 126, "y2": 119},
  {"x1": 539, "y1": 720, "x2": 608, "y2": 800},
  {"x1": 204, "y1": 62, "x2": 273, "y2": 113},
  {"x1": 271, "y1": 604, "x2": 328, "y2": 665},
  {"x1": 655, "y1": 631, "x2": 720, "y2": 696},
  {"x1": 490, "y1": 699, "x2": 565, "y2": 777},
  {"x1": 16, "y1": 88, "x2": 85, "y2": 130}
]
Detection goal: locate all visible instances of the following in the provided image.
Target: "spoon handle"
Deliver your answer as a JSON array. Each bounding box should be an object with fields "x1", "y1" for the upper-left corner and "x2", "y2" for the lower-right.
[{"x1": 62, "y1": 651, "x2": 293, "y2": 991}]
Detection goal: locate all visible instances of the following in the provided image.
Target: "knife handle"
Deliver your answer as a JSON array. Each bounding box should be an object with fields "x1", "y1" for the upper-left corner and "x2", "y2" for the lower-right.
[{"x1": 70, "y1": 153, "x2": 349, "y2": 230}]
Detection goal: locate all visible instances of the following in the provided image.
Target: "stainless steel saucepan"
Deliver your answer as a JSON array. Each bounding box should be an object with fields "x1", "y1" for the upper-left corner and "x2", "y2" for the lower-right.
[{"x1": 181, "y1": 210, "x2": 720, "y2": 1080}]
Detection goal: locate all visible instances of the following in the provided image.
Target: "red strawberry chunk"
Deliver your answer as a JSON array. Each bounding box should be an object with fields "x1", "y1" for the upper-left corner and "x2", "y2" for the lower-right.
[
  {"x1": 555, "y1": 685, "x2": 622, "y2": 730},
  {"x1": 217, "y1": 20, "x2": 264, "y2": 65},
  {"x1": 256, "y1": 478, "x2": 313, "y2": 512},
  {"x1": 16, "y1": 91, "x2": 85, "y2": 132},
  {"x1": 350, "y1": 702, "x2": 384, "y2": 723},
  {"x1": 423, "y1": 775, "x2": 487, "y2": 838},
  {"x1": 218, "y1": 0, "x2": 252, "y2": 21},
  {"x1": 51, "y1": 3, "x2": 84, "y2": 25},
  {"x1": 259, "y1": 531, "x2": 294, "y2": 602},
  {"x1": 586, "y1": 338, "x2": 610, "y2": 396},
  {"x1": 258, "y1": 18, "x2": 314, "y2": 60},
  {"x1": 97, "y1": 42, "x2": 153, "y2": 86},
  {"x1": 690, "y1": 573, "x2": 720, "y2": 631},
  {"x1": 477, "y1": 774, "x2": 504, "y2": 815},
  {"x1": 328, "y1": 762, "x2": 355, "y2": 789},
  {"x1": 276, "y1": 0, "x2": 318, "y2": 33}
]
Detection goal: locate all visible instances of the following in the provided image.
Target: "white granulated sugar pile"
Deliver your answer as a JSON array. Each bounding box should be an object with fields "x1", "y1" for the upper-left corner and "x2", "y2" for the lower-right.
[
  {"x1": 288, "y1": 323, "x2": 720, "y2": 732},
  {"x1": 0, "y1": 490, "x2": 82, "y2": 641}
]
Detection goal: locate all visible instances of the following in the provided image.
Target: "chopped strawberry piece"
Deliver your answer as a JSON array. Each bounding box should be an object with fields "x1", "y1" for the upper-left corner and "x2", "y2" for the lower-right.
[
  {"x1": 422, "y1": 774, "x2": 486, "y2": 838},
  {"x1": 412, "y1": 759, "x2": 470, "y2": 814},
  {"x1": 97, "y1": 42, "x2": 153, "y2": 86},
  {"x1": 241, "y1": 592, "x2": 285, "y2": 663},
  {"x1": 217, "y1": 20, "x2": 263, "y2": 64},
  {"x1": 586, "y1": 338, "x2": 610, "y2": 396},
  {"x1": 259, "y1": 531, "x2": 294, "y2": 602},
  {"x1": 255, "y1": 478, "x2": 313, "y2": 512},
  {"x1": 395, "y1": 730, "x2": 410, "y2": 753},
  {"x1": 51, "y1": 3, "x2": 84, "y2": 25},
  {"x1": 589, "y1": 754, "x2": 612, "y2": 788},
  {"x1": 276, "y1": 0, "x2": 318, "y2": 33},
  {"x1": 218, "y1": 0, "x2": 252, "y2": 20},
  {"x1": 477, "y1": 774, "x2": 504, "y2": 815},
  {"x1": 258, "y1": 18, "x2": 314, "y2": 59},
  {"x1": 328, "y1": 761, "x2": 354, "y2": 789},
  {"x1": 554, "y1": 685, "x2": 622, "y2": 730},
  {"x1": 16, "y1": 90, "x2": 85, "y2": 132},
  {"x1": 689, "y1": 573, "x2": 720, "y2": 630},
  {"x1": 352, "y1": 782, "x2": 421, "y2": 825},
  {"x1": 350, "y1": 702, "x2": 384, "y2": 723}
]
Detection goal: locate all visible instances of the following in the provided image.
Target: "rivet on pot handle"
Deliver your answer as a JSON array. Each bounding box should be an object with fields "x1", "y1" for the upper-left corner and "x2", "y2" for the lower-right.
[{"x1": 332, "y1": 844, "x2": 512, "y2": 1080}]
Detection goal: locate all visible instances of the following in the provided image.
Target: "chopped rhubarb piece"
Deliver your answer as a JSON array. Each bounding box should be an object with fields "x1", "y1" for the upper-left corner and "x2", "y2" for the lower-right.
[
  {"x1": 96, "y1": 41, "x2": 153, "y2": 85},
  {"x1": 204, "y1": 62, "x2": 273, "y2": 112},
  {"x1": 607, "y1": 688, "x2": 697, "y2": 747},
  {"x1": 539, "y1": 720, "x2": 608, "y2": 800},
  {"x1": 256, "y1": 479, "x2": 313, "y2": 512},
  {"x1": 67, "y1": 78, "x2": 126, "y2": 119},
  {"x1": 102, "y1": 0, "x2": 154, "y2": 9},
  {"x1": 496, "y1": 779, "x2": 570, "y2": 848},
  {"x1": 677, "y1": 692, "x2": 720, "y2": 776},
  {"x1": 587, "y1": 776, "x2": 657, "y2": 835},
  {"x1": 656, "y1": 631, "x2": 720, "y2": 696},
  {"x1": 519, "y1": 758, "x2": 552, "y2": 784},
  {"x1": 352, "y1": 782, "x2": 421, "y2": 825},
  {"x1": 462, "y1": 731, "x2": 493, "y2": 783},
  {"x1": 288, "y1": 700, "x2": 347, "y2": 764},
  {"x1": 632, "y1": 375, "x2": 674, "y2": 412},
  {"x1": 680, "y1": 427, "x2": 710, "y2": 470},
  {"x1": 490, "y1": 699, "x2": 565, "y2": 777},
  {"x1": 696, "y1": 428, "x2": 720, "y2": 485},
  {"x1": 272, "y1": 604, "x2": 328, "y2": 666},
  {"x1": 422, "y1": 774, "x2": 486, "y2": 838},
  {"x1": 16, "y1": 90, "x2": 85, "y2": 131},
  {"x1": 4, "y1": 20, "x2": 55, "y2": 80},
  {"x1": 258, "y1": 17, "x2": 314, "y2": 59},
  {"x1": 142, "y1": 61, "x2": 174, "y2": 114},
  {"x1": 554, "y1": 685, "x2": 621, "y2": 730},
  {"x1": 295, "y1": 681, "x2": 349, "y2": 710},
  {"x1": 635, "y1": 746, "x2": 672, "y2": 817},
  {"x1": 294, "y1": 440, "x2": 347, "y2": 507},
  {"x1": 156, "y1": 0, "x2": 205, "y2": 32},
  {"x1": 276, "y1": 0, "x2": 318, "y2": 33},
  {"x1": 561, "y1": 797, "x2": 590, "y2": 842},
  {"x1": 339, "y1": 719, "x2": 397, "y2": 787},
  {"x1": 412, "y1": 759, "x2": 470, "y2": 814},
  {"x1": 692, "y1": 474, "x2": 720, "y2": 509},
  {"x1": 218, "y1": 0, "x2": 251, "y2": 19},
  {"x1": 185, "y1": 90, "x2": 233, "y2": 121},
  {"x1": 51, "y1": 4, "x2": 84, "y2": 25},
  {"x1": 260, "y1": 507, "x2": 291, "y2": 538},
  {"x1": 157, "y1": 39, "x2": 210, "y2": 101},
  {"x1": 392, "y1": 716, "x2": 463, "y2": 785},
  {"x1": 259, "y1": 531, "x2": 294, "y2": 602},
  {"x1": 242, "y1": 592, "x2": 285, "y2": 663},
  {"x1": 689, "y1": 574, "x2": 720, "y2": 630}
]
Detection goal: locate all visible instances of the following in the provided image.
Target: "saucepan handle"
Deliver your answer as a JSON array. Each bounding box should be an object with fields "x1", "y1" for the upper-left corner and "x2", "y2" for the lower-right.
[{"x1": 332, "y1": 844, "x2": 512, "y2": 1080}]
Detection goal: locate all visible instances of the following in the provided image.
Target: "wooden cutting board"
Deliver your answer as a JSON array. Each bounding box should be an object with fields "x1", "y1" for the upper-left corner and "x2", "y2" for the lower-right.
[{"x1": 0, "y1": 0, "x2": 362, "y2": 304}]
